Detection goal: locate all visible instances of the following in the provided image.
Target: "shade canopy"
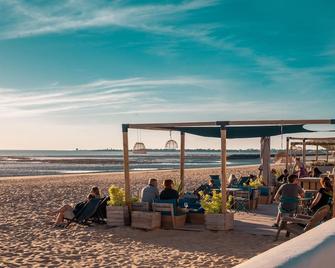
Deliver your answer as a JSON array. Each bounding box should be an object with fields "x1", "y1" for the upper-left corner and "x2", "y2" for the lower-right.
[{"x1": 163, "y1": 124, "x2": 315, "y2": 139}]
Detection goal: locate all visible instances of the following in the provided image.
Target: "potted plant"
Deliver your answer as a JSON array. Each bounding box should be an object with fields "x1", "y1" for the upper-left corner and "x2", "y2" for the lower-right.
[
  {"x1": 106, "y1": 185, "x2": 129, "y2": 226},
  {"x1": 200, "y1": 191, "x2": 234, "y2": 231}
]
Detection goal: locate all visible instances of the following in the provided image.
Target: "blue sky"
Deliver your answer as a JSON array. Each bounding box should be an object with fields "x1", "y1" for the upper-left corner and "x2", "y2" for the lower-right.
[{"x1": 0, "y1": 0, "x2": 334, "y2": 149}]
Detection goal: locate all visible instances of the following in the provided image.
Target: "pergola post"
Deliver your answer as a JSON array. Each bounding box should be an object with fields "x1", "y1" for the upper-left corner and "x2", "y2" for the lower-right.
[
  {"x1": 261, "y1": 136, "x2": 271, "y2": 185},
  {"x1": 316, "y1": 145, "x2": 319, "y2": 161},
  {"x1": 302, "y1": 138, "x2": 306, "y2": 166},
  {"x1": 220, "y1": 127, "x2": 227, "y2": 214},
  {"x1": 333, "y1": 169, "x2": 335, "y2": 218},
  {"x1": 286, "y1": 137, "x2": 290, "y2": 170},
  {"x1": 122, "y1": 124, "x2": 131, "y2": 205},
  {"x1": 180, "y1": 132, "x2": 185, "y2": 193},
  {"x1": 326, "y1": 150, "x2": 329, "y2": 162}
]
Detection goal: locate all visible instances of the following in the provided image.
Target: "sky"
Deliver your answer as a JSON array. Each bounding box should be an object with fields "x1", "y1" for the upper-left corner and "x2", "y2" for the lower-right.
[{"x1": 0, "y1": 0, "x2": 334, "y2": 150}]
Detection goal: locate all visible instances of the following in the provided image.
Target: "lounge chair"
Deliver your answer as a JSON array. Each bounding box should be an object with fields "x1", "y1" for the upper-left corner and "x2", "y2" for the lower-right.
[
  {"x1": 275, "y1": 205, "x2": 330, "y2": 241},
  {"x1": 65, "y1": 197, "x2": 106, "y2": 228}
]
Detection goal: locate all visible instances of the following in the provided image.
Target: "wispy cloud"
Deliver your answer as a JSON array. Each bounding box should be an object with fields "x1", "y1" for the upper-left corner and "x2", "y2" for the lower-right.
[
  {"x1": 0, "y1": 76, "x2": 224, "y2": 117},
  {"x1": 0, "y1": 0, "x2": 218, "y2": 39},
  {"x1": 1, "y1": 76, "x2": 332, "y2": 122}
]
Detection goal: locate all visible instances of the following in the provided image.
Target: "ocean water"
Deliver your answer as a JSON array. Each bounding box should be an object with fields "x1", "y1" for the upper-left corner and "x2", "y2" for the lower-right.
[{"x1": 0, "y1": 150, "x2": 261, "y2": 177}]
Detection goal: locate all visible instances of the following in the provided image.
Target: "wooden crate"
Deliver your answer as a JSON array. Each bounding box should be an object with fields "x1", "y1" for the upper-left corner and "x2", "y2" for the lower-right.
[
  {"x1": 131, "y1": 211, "x2": 161, "y2": 230},
  {"x1": 186, "y1": 213, "x2": 205, "y2": 224},
  {"x1": 205, "y1": 212, "x2": 234, "y2": 231},
  {"x1": 106, "y1": 206, "x2": 129, "y2": 227},
  {"x1": 259, "y1": 195, "x2": 272, "y2": 204},
  {"x1": 161, "y1": 214, "x2": 186, "y2": 229}
]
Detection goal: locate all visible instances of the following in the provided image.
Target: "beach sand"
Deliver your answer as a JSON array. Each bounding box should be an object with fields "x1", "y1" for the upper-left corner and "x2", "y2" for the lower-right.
[{"x1": 0, "y1": 166, "x2": 283, "y2": 267}]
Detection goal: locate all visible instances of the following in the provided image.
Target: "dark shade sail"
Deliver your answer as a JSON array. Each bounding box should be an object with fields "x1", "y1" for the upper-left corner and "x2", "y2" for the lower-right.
[{"x1": 167, "y1": 125, "x2": 315, "y2": 139}]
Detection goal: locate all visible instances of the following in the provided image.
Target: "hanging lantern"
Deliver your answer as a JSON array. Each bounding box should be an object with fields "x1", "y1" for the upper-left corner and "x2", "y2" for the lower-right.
[
  {"x1": 133, "y1": 142, "x2": 147, "y2": 154},
  {"x1": 133, "y1": 129, "x2": 147, "y2": 154},
  {"x1": 165, "y1": 131, "x2": 178, "y2": 150}
]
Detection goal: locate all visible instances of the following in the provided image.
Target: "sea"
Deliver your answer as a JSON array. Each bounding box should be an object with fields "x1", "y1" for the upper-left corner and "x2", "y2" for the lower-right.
[{"x1": 0, "y1": 150, "x2": 263, "y2": 177}]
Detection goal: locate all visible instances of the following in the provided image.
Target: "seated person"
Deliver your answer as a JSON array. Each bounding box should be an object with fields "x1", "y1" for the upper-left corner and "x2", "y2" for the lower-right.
[
  {"x1": 312, "y1": 167, "x2": 322, "y2": 178},
  {"x1": 310, "y1": 177, "x2": 333, "y2": 213},
  {"x1": 228, "y1": 174, "x2": 238, "y2": 188},
  {"x1": 51, "y1": 186, "x2": 100, "y2": 227},
  {"x1": 273, "y1": 174, "x2": 304, "y2": 228},
  {"x1": 194, "y1": 178, "x2": 216, "y2": 196},
  {"x1": 140, "y1": 178, "x2": 159, "y2": 203},
  {"x1": 160, "y1": 179, "x2": 179, "y2": 201},
  {"x1": 270, "y1": 169, "x2": 278, "y2": 186},
  {"x1": 277, "y1": 169, "x2": 289, "y2": 184}
]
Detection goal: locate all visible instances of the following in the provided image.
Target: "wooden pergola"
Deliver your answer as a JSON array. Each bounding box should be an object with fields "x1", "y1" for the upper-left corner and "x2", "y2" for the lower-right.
[
  {"x1": 285, "y1": 137, "x2": 335, "y2": 169},
  {"x1": 122, "y1": 119, "x2": 335, "y2": 217}
]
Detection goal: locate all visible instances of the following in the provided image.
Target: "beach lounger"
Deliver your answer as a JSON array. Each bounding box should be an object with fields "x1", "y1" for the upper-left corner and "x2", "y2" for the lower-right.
[
  {"x1": 275, "y1": 205, "x2": 330, "y2": 241},
  {"x1": 64, "y1": 197, "x2": 104, "y2": 228}
]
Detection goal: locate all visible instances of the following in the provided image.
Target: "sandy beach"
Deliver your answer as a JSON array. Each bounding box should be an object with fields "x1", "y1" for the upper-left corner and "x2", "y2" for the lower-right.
[{"x1": 0, "y1": 166, "x2": 283, "y2": 267}]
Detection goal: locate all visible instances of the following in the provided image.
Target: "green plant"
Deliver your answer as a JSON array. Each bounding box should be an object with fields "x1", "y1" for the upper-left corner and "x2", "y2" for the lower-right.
[
  {"x1": 199, "y1": 191, "x2": 231, "y2": 214},
  {"x1": 131, "y1": 196, "x2": 139, "y2": 204},
  {"x1": 173, "y1": 178, "x2": 183, "y2": 194},
  {"x1": 107, "y1": 185, "x2": 125, "y2": 206},
  {"x1": 249, "y1": 178, "x2": 263, "y2": 188}
]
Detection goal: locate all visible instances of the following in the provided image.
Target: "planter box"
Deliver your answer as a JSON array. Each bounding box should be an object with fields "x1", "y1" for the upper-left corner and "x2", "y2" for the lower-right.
[
  {"x1": 131, "y1": 211, "x2": 161, "y2": 230},
  {"x1": 186, "y1": 213, "x2": 205, "y2": 225},
  {"x1": 106, "y1": 206, "x2": 129, "y2": 227},
  {"x1": 259, "y1": 195, "x2": 272, "y2": 204},
  {"x1": 205, "y1": 212, "x2": 234, "y2": 231},
  {"x1": 161, "y1": 214, "x2": 186, "y2": 229}
]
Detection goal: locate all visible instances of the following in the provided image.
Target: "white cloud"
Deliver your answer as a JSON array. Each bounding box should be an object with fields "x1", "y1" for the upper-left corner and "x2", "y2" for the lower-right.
[
  {"x1": 0, "y1": 76, "x2": 224, "y2": 118},
  {"x1": 0, "y1": 0, "x2": 218, "y2": 39}
]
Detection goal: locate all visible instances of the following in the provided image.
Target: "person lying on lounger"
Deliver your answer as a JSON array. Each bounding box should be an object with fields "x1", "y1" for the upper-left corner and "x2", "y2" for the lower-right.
[{"x1": 51, "y1": 186, "x2": 100, "y2": 227}]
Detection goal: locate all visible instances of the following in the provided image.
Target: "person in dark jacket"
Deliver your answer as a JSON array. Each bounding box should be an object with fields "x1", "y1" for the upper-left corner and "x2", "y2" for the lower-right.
[
  {"x1": 160, "y1": 179, "x2": 179, "y2": 201},
  {"x1": 310, "y1": 177, "x2": 333, "y2": 213}
]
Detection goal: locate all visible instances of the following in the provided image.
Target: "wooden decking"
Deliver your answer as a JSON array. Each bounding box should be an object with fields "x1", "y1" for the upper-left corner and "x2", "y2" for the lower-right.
[{"x1": 234, "y1": 204, "x2": 278, "y2": 236}]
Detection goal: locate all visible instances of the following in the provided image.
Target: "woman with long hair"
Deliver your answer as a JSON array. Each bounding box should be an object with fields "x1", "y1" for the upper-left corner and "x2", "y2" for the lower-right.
[{"x1": 310, "y1": 177, "x2": 333, "y2": 213}]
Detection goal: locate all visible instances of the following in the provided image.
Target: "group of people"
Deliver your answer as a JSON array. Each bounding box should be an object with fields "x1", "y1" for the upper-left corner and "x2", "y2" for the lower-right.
[
  {"x1": 272, "y1": 174, "x2": 333, "y2": 228},
  {"x1": 140, "y1": 178, "x2": 179, "y2": 203}
]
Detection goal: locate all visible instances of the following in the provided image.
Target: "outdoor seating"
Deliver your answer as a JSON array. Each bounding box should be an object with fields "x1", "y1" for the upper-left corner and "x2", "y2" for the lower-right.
[
  {"x1": 152, "y1": 201, "x2": 186, "y2": 229},
  {"x1": 275, "y1": 205, "x2": 330, "y2": 241},
  {"x1": 233, "y1": 190, "x2": 251, "y2": 213},
  {"x1": 131, "y1": 202, "x2": 161, "y2": 230}
]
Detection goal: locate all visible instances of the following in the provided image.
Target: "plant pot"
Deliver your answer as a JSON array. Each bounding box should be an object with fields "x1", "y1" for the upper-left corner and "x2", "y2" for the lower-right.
[
  {"x1": 131, "y1": 211, "x2": 161, "y2": 230},
  {"x1": 205, "y1": 212, "x2": 234, "y2": 231},
  {"x1": 161, "y1": 214, "x2": 186, "y2": 229},
  {"x1": 106, "y1": 205, "x2": 129, "y2": 227},
  {"x1": 186, "y1": 213, "x2": 205, "y2": 225}
]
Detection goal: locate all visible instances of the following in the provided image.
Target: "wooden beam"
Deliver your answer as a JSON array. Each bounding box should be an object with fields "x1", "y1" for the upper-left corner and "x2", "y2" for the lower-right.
[
  {"x1": 127, "y1": 119, "x2": 333, "y2": 130},
  {"x1": 224, "y1": 119, "x2": 331, "y2": 126},
  {"x1": 220, "y1": 128, "x2": 227, "y2": 214},
  {"x1": 302, "y1": 139, "x2": 306, "y2": 166},
  {"x1": 180, "y1": 132, "x2": 185, "y2": 193},
  {"x1": 286, "y1": 137, "x2": 290, "y2": 170},
  {"x1": 122, "y1": 126, "x2": 131, "y2": 205}
]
